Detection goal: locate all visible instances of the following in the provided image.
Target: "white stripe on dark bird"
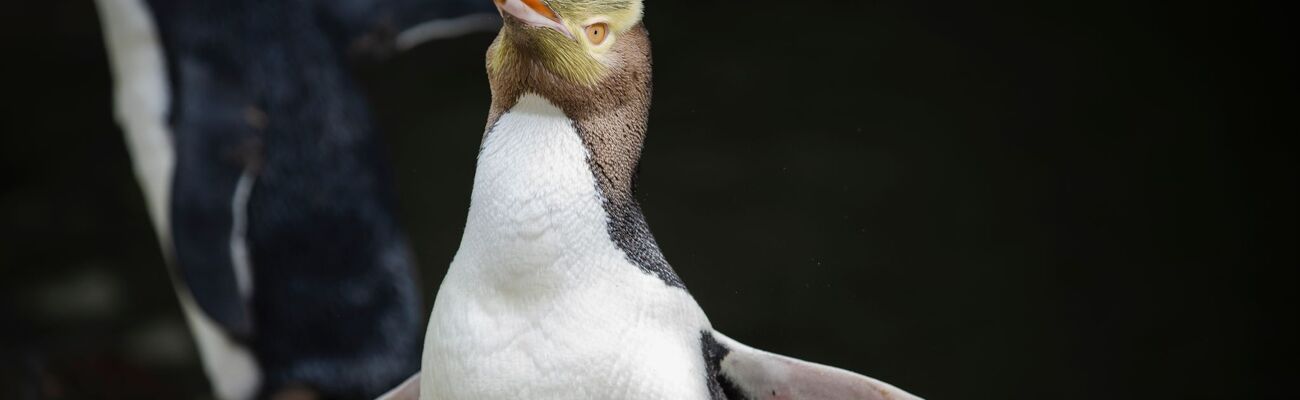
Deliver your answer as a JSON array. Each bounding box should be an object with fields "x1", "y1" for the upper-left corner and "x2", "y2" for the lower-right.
[
  {"x1": 93, "y1": 0, "x2": 497, "y2": 398},
  {"x1": 399, "y1": 0, "x2": 927, "y2": 399}
]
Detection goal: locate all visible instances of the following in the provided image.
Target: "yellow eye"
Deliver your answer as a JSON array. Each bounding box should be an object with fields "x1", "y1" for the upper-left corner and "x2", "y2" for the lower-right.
[{"x1": 586, "y1": 23, "x2": 610, "y2": 45}]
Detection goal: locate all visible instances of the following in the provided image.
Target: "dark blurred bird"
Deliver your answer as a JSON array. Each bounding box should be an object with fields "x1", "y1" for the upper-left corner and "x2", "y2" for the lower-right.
[
  {"x1": 410, "y1": 0, "x2": 924, "y2": 399},
  {"x1": 93, "y1": 0, "x2": 496, "y2": 398}
]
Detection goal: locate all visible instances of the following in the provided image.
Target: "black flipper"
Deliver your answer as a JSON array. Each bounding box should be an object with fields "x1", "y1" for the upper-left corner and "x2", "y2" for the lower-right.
[
  {"x1": 375, "y1": 373, "x2": 421, "y2": 400},
  {"x1": 702, "y1": 331, "x2": 924, "y2": 400},
  {"x1": 168, "y1": 52, "x2": 261, "y2": 341}
]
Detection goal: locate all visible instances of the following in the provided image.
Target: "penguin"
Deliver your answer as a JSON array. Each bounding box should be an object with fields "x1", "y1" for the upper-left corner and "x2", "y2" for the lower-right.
[
  {"x1": 93, "y1": 0, "x2": 496, "y2": 398},
  {"x1": 409, "y1": 0, "x2": 926, "y2": 399}
]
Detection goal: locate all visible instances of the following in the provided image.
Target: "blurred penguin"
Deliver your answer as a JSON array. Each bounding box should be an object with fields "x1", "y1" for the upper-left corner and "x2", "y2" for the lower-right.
[{"x1": 92, "y1": 0, "x2": 497, "y2": 398}]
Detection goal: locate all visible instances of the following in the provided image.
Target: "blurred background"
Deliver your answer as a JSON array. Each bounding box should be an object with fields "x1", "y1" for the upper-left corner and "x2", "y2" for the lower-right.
[{"x1": 0, "y1": 0, "x2": 1294, "y2": 399}]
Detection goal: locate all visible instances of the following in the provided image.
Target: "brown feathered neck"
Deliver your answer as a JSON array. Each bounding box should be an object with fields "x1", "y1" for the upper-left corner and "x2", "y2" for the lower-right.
[{"x1": 483, "y1": 23, "x2": 653, "y2": 201}]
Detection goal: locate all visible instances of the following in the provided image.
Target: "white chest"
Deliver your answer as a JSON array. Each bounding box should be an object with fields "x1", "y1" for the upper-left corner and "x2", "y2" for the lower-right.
[{"x1": 421, "y1": 95, "x2": 712, "y2": 400}]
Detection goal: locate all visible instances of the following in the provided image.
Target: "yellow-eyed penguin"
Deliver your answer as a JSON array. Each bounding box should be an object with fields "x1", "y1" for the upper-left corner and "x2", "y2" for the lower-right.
[
  {"x1": 409, "y1": 0, "x2": 926, "y2": 399},
  {"x1": 93, "y1": 0, "x2": 496, "y2": 398}
]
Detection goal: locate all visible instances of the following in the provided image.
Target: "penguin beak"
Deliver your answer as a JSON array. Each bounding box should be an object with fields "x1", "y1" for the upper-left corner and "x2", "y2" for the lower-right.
[{"x1": 494, "y1": 0, "x2": 574, "y2": 40}]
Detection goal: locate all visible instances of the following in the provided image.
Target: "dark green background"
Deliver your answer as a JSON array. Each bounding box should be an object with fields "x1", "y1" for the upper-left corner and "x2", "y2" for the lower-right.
[{"x1": 1, "y1": 0, "x2": 1294, "y2": 399}]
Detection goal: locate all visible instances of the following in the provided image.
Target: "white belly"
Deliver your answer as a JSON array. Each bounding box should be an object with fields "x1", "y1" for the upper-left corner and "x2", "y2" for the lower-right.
[{"x1": 421, "y1": 95, "x2": 713, "y2": 400}]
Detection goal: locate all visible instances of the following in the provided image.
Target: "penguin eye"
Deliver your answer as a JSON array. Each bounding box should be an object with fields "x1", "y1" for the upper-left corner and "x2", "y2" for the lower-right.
[{"x1": 585, "y1": 23, "x2": 610, "y2": 45}]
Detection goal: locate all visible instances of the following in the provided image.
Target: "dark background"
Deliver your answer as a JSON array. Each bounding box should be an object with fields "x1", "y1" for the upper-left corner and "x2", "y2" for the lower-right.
[{"x1": 1, "y1": 0, "x2": 1294, "y2": 399}]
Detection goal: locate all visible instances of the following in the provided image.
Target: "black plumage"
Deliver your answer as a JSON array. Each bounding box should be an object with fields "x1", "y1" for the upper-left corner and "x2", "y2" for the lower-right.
[{"x1": 110, "y1": 0, "x2": 495, "y2": 397}]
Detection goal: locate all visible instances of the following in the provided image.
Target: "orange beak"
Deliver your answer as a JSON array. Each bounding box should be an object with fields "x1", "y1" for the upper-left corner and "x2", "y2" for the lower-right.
[{"x1": 494, "y1": 0, "x2": 574, "y2": 40}]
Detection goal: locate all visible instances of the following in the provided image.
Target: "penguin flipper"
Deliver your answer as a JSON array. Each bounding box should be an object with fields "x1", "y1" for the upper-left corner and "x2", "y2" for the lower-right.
[
  {"x1": 168, "y1": 55, "x2": 263, "y2": 340},
  {"x1": 169, "y1": 149, "x2": 256, "y2": 341},
  {"x1": 374, "y1": 373, "x2": 420, "y2": 400},
  {"x1": 704, "y1": 331, "x2": 923, "y2": 400}
]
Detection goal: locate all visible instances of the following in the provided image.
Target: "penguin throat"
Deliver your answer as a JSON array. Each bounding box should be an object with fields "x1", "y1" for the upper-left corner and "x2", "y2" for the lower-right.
[
  {"x1": 458, "y1": 94, "x2": 682, "y2": 291},
  {"x1": 462, "y1": 94, "x2": 629, "y2": 288}
]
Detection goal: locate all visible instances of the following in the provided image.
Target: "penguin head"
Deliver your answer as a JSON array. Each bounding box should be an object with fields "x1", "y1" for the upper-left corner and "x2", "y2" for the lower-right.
[{"x1": 488, "y1": 0, "x2": 645, "y2": 87}]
